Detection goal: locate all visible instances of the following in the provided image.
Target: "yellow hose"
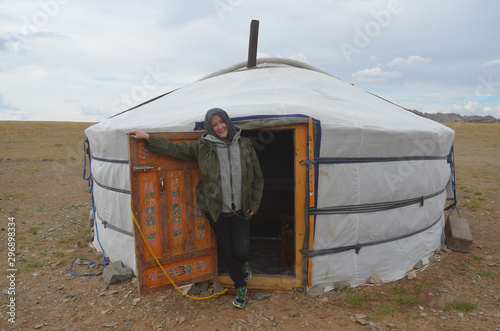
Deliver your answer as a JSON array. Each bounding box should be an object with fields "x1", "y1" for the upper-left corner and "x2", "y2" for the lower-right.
[{"x1": 131, "y1": 203, "x2": 228, "y2": 300}]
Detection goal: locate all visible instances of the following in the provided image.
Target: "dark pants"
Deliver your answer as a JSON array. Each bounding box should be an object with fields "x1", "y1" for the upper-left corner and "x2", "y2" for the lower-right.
[{"x1": 207, "y1": 213, "x2": 250, "y2": 289}]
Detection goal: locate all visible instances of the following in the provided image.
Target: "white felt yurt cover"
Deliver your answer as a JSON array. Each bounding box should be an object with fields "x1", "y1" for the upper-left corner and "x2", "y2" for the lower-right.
[{"x1": 85, "y1": 58, "x2": 454, "y2": 287}]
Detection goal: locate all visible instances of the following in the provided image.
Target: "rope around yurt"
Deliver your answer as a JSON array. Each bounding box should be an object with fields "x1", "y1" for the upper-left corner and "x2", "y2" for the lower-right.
[
  {"x1": 130, "y1": 203, "x2": 228, "y2": 300},
  {"x1": 79, "y1": 139, "x2": 226, "y2": 299},
  {"x1": 68, "y1": 140, "x2": 109, "y2": 277},
  {"x1": 445, "y1": 145, "x2": 461, "y2": 219}
]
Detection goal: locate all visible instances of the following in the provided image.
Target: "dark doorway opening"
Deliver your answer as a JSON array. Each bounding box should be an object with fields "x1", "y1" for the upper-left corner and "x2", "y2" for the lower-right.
[
  {"x1": 216, "y1": 129, "x2": 295, "y2": 276},
  {"x1": 244, "y1": 129, "x2": 295, "y2": 276}
]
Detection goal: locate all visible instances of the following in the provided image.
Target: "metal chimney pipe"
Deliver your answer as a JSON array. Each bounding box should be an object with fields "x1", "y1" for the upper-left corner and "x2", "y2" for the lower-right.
[{"x1": 247, "y1": 20, "x2": 259, "y2": 68}]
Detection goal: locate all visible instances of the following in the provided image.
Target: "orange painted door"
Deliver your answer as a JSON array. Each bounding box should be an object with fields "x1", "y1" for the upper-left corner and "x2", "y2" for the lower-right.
[{"x1": 128, "y1": 132, "x2": 217, "y2": 295}]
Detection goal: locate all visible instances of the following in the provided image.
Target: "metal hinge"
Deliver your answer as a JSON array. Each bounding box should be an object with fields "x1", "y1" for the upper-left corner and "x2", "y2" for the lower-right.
[
  {"x1": 299, "y1": 159, "x2": 315, "y2": 165},
  {"x1": 132, "y1": 166, "x2": 154, "y2": 172}
]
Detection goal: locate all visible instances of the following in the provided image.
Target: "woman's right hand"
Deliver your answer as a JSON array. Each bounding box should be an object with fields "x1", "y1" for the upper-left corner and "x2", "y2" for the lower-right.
[{"x1": 126, "y1": 129, "x2": 150, "y2": 142}]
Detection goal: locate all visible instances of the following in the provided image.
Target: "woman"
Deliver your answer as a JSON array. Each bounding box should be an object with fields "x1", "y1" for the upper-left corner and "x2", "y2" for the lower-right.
[{"x1": 127, "y1": 108, "x2": 264, "y2": 308}]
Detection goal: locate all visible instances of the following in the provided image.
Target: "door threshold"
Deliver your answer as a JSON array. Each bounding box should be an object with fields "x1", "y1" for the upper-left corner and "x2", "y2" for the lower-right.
[{"x1": 214, "y1": 273, "x2": 301, "y2": 291}]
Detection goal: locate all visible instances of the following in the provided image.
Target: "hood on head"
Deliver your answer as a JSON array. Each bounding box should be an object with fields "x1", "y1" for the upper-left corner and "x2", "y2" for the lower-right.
[{"x1": 203, "y1": 108, "x2": 239, "y2": 143}]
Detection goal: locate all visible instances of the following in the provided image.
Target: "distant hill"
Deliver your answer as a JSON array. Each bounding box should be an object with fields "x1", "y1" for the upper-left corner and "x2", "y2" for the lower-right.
[{"x1": 410, "y1": 110, "x2": 500, "y2": 123}]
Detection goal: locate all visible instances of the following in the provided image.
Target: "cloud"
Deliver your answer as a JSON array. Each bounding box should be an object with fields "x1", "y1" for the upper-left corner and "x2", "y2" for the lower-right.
[
  {"x1": 0, "y1": 36, "x2": 9, "y2": 51},
  {"x1": 352, "y1": 66, "x2": 401, "y2": 84},
  {"x1": 0, "y1": 33, "x2": 25, "y2": 54},
  {"x1": 79, "y1": 103, "x2": 106, "y2": 117},
  {"x1": 0, "y1": 1, "x2": 499, "y2": 121},
  {"x1": 463, "y1": 100, "x2": 487, "y2": 112},
  {"x1": 387, "y1": 55, "x2": 432, "y2": 67},
  {"x1": 0, "y1": 94, "x2": 20, "y2": 112},
  {"x1": 0, "y1": 94, "x2": 27, "y2": 119},
  {"x1": 481, "y1": 59, "x2": 500, "y2": 69},
  {"x1": 457, "y1": 100, "x2": 496, "y2": 116},
  {"x1": 0, "y1": 30, "x2": 67, "y2": 54},
  {"x1": 290, "y1": 52, "x2": 309, "y2": 63}
]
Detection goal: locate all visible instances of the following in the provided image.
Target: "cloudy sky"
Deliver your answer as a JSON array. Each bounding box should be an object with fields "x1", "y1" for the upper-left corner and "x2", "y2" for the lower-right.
[{"x1": 1, "y1": 0, "x2": 499, "y2": 122}]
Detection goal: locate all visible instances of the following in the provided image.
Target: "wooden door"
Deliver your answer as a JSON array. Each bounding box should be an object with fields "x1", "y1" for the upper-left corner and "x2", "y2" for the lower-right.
[{"x1": 128, "y1": 132, "x2": 217, "y2": 295}]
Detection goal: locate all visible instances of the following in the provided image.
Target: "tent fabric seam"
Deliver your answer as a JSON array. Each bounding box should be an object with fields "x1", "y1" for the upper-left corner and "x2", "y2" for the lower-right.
[
  {"x1": 265, "y1": 67, "x2": 283, "y2": 112},
  {"x1": 218, "y1": 69, "x2": 249, "y2": 108}
]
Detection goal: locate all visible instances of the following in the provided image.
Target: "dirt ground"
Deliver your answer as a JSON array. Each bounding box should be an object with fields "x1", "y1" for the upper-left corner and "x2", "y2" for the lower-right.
[{"x1": 0, "y1": 121, "x2": 499, "y2": 331}]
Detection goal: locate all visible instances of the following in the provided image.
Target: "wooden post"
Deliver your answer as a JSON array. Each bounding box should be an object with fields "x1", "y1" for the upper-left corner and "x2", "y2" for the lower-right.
[
  {"x1": 306, "y1": 117, "x2": 315, "y2": 288},
  {"x1": 247, "y1": 20, "x2": 259, "y2": 68}
]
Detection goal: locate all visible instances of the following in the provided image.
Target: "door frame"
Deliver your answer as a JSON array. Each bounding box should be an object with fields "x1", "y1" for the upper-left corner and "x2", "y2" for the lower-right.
[{"x1": 215, "y1": 123, "x2": 309, "y2": 290}]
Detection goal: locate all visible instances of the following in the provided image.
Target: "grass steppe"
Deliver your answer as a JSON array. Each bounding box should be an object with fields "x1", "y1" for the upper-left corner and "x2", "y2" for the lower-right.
[{"x1": 0, "y1": 121, "x2": 498, "y2": 330}]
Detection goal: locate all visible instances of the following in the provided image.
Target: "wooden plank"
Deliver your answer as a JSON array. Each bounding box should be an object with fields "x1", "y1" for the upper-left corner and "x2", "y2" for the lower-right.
[
  {"x1": 129, "y1": 132, "x2": 218, "y2": 295},
  {"x1": 294, "y1": 125, "x2": 307, "y2": 285},
  {"x1": 306, "y1": 117, "x2": 315, "y2": 288},
  {"x1": 247, "y1": 20, "x2": 259, "y2": 68},
  {"x1": 216, "y1": 274, "x2": 302, "y2": 290},
  {"x1": 190, "y1": 168, "x2": 212, "y2": 250},
  {"x1": 165, "y1": 169, "x2": 187, "y2": 256},
  {"x1": 276, "y1": 213, "x2": 295, "y2": 267},
  {"x1": 139, "y1": 172, "x2": 163, "y2": 259}
]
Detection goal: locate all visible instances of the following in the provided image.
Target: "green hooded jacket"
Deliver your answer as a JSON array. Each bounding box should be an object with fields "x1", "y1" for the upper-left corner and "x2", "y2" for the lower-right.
[{"x1": 146, "y1": 134, "x2": 264, "y2": 222}]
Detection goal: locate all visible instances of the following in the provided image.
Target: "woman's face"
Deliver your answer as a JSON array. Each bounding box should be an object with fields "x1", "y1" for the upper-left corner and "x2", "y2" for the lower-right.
[{"x1": 210, "y1": 114, "x2": 228, "y2": 139}]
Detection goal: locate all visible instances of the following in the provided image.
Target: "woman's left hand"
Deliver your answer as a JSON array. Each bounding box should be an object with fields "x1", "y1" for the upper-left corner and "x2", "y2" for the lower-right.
[
  {"x1": 126, "y1": 129, "x2": 150, "y2": 141},
  {"x1": 246, "y1": 209, "x2": 254, "y2": 216}
]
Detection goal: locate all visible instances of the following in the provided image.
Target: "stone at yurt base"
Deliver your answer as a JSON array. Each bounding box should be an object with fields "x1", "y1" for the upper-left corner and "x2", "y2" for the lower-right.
[{"x1": 445, "y1": 215, "x2": 473, "y2": 253}]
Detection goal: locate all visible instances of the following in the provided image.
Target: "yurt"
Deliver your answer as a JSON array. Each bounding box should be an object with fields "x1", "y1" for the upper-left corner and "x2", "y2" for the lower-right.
[{"x1": 84, "y1": 57, "x2": 455, "y2": 293}]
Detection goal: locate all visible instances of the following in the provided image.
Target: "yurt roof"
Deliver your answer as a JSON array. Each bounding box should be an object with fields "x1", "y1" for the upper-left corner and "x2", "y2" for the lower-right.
[{"x1": 86, "y1": 57, "x2": 452, "y2": 160}]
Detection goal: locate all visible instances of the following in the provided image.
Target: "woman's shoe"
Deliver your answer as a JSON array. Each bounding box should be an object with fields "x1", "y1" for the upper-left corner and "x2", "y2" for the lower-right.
[{"x1": 232, "y1": 286, "x2": 248, "y2": 308}]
